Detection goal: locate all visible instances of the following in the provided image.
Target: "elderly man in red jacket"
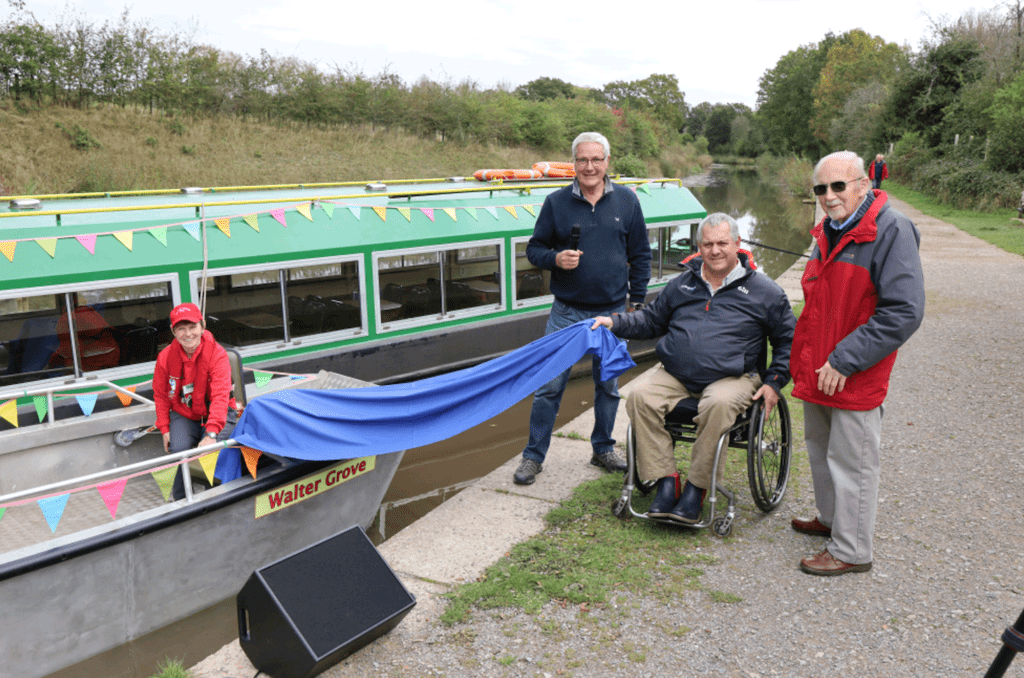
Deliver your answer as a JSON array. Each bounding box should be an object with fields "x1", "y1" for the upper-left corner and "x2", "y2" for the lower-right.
[
  {"x1": 153, "y1": 303, "x2": 238, "y2": 501},
  {"x1": 790, "y1": 151, "x2": 924, "y2": 576}
]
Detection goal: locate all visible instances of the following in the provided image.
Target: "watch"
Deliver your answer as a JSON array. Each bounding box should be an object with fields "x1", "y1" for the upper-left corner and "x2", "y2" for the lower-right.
[
  {"x1": 630, "y1": 302, "x2": 645, "y2": 311},
  {"x1": 205, "y1": 429, "x2": 218, "y2": 438}
]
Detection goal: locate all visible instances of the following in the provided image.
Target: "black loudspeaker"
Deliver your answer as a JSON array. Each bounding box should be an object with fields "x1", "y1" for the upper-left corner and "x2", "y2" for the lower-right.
[{"x1": 237, "y1": 526, "x2": 416, "y2": 678}]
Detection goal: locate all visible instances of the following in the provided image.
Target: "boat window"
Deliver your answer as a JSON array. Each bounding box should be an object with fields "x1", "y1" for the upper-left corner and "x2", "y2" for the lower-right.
[
  {"x1": 512, "y1": 240, "x2": 551, "y2": 306},
  {"x1": 197, "y1": 257, "x2": 363, "y2": 348},
  {"x1": 648, "y1": 223, "x2": 693, "y2": 281},
  {"x1": 0, "y1": 281, "x2": 174, "y2": 385},
  {"x1": 375, "y1": 241, "x2": 502, "y2": 328}
]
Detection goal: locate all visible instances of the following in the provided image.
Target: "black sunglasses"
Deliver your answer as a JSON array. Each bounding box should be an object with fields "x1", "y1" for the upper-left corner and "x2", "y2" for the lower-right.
[{"x1": 812, "y1": 178, "x2": 864, "y2": 196}]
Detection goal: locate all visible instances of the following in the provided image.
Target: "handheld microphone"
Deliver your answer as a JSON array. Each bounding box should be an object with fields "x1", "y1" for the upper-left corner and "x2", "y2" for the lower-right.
[{"x1": 570, "y1": 224, "x2": 581, "y2": 251}]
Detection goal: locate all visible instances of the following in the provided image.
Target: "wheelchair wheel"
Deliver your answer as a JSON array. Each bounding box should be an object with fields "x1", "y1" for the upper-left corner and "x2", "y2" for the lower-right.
[{"x1": 746, "y1": 396, "x2": 791, "y2": 513}]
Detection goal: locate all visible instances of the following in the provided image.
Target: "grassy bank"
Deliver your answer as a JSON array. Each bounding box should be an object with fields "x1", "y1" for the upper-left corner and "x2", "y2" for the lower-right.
[
  {"x1": 0, "y1": 104, "x2": 709, "y2": 196},
  {"x1": 886, "y1": 182, "x2": 1024, "y2": 257}
]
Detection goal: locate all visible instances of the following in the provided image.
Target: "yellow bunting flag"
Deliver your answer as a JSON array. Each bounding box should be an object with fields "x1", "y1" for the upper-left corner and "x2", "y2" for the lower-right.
[
  {"x1": 241, "y1": 446, "x2": 262, "y2": 479},
  {"x1": 503, "y1": 205, "x2": 518, "y2": 219},
  {"x1": 150, "y1": 227, "x2": 168, "y2": 247},
  {"x1": 442, "y1": 208, "x2": 457, "y2": 222},
  {"x1": 198, "y1": 451, "x2": 220, "y2": 485},
  {"x1": 0, "y1": 241, "x2": 14, "y2": 262},
  {"x1": 254, "y1": 371, "x2": 273, "y2": 388},
  {"x1": 113, "y1": 231, "x2": 133, "y2": 251},
  {"x1": 523, "y1": 204, "x2": 536, "y2": 217},
  {"x1": 116, "y1": 385, "x2": 136, "y2": 407},
  {"x1": 372, "y1": 205, "x2": 387, "y2": 222},
  {"x1": 36, "y1": 238, "x2": 57, "y2": 257},
  {"x1": 397, "y1": 207, "x2": 411, "y2": 222},
  {"x1": 296, "y1": 203, "x2": 313, "y2": 222},
  {"x1": 0, "y1": 399, "x2": 18, "y2": 427},
  {"x1": 151, "y1": 466, "x2": 178, "y2": 501},
  {"x1": 243, "y1": 214, "x2": 259, "y2": 232},
  {"x1": 214, "y1": 218, "x2": 231, "y2": 237}
]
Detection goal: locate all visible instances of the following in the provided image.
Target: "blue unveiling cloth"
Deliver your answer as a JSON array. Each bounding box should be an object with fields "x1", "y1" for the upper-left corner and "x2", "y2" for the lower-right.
[{"x1": 214, "y1": 322, "x2": 634, "y2": 481}]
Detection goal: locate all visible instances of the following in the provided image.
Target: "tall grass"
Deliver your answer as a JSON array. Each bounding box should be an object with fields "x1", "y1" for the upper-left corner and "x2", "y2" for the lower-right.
[{"x1": 0, "y1": 104, "x2": 711, "y2": 195}]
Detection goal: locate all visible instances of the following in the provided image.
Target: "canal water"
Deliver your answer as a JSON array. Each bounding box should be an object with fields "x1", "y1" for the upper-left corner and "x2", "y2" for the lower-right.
[{"x1": 48, "y1": 166, "x2": 815, "y2": 678}]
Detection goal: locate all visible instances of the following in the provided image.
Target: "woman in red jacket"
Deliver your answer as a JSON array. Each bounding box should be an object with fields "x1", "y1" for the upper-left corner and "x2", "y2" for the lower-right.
[{"x1": 153, "y1": 303, "x2": 237, "y2": 501}]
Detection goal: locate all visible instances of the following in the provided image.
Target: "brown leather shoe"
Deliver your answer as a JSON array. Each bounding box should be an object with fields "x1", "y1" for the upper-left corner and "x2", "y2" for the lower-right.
[
  {"x1": 800, "y1": 549, "x2": 872, "y2": 576},
  {"x1": 791, "y1": 516, "x2": 831, "y2": 537}
]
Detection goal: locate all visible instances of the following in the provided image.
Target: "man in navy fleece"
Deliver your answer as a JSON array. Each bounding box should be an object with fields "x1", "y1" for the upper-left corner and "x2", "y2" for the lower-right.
[{"x1": 513, "y1": 132, "x2": 652, "y2": 485}]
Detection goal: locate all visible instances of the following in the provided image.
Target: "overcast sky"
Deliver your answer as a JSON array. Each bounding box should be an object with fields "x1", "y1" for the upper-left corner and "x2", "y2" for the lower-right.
[{"x1": 8, "y1": 0, "x2": 988, "y2": 108}]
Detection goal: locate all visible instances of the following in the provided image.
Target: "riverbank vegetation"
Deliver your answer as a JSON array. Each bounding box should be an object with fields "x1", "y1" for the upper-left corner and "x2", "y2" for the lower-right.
[{"x1": 0, "y1": 8, "x2": 710, "y2": 195}]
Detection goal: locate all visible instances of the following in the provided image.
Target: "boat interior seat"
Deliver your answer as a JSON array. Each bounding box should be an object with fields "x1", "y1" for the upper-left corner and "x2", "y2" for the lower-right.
[
  {"x1": 323, "y1": 299, "x2": 360, "y2": 331},
  {"x1": 121, "y1": 325, "x2": 158, "y2": 365},
  {"x1": 517, "y1": 271, "x2": 545, "y2": 298}
]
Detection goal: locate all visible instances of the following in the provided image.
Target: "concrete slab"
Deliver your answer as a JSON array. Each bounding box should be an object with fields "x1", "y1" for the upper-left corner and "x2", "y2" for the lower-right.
[{"x1": 478, "y1": 436, "x2": 605, "y2": 503}]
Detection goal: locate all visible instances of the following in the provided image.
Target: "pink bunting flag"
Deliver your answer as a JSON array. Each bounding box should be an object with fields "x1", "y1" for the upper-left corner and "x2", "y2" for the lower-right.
[
  {"x1": 75, "y1": 234, "x2": 97, "y2": 254},
  {"x1": 420, "y1": 208, "x2": 435, "y2": 222},
  {"x1": 97, "y1": 477, "x2": 128, "y2": 519},
  {"x1": 271, "y1": 209, "x2": 287, "y2": 227}
]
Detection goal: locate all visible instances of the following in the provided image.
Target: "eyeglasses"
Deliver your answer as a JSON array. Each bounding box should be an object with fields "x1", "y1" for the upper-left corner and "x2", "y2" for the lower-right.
[
  {"x1": 812, "y1": 178, "x2": 865, "y2": 196},
  {"x1": 574, "y1": 157, "x2": 606, "y2": 167}
]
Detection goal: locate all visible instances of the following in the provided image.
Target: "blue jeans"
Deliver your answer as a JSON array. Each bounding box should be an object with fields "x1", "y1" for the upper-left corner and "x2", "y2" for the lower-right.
[{"x1": 522, "y1": 298, "x2": 626, "y2": 464}]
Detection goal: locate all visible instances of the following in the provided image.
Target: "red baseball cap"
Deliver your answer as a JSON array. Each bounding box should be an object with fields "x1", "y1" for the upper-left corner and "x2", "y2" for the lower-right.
[{"x1": 170, "y1": 303, "x2": 203, "y2": 327}]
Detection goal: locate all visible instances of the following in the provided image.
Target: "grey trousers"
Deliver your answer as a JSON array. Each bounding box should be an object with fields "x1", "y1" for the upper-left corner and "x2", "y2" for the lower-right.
[
  {"x1": 803, "y1": 401, "x2": 882, "y2": 565},
  {"x1": 626, "y1": 364, "x2": 759, "y2": 489}
]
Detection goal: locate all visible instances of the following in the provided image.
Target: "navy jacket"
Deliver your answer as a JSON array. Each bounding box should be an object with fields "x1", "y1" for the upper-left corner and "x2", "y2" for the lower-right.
[
  {"x1": 527, "y1": 179, "x2": 651, "y2": 309},
  {"x1": 611, "y1": 253, "x2": 795, "y2": 394}
]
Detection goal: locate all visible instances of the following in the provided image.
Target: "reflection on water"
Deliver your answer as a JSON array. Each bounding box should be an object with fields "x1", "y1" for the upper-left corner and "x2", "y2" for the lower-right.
[{"x1": 690, "y1": 167, "x2": 815, "y2": 279}]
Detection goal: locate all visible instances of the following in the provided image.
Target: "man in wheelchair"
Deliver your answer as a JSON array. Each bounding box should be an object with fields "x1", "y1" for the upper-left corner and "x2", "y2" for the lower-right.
[{"x1": 591, "y1": 213, "x2": 795, "y2": 524}]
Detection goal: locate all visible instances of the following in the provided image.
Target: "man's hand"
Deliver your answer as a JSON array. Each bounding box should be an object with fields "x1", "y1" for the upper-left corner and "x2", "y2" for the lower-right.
[
  {"x1": 815, "y1": 360, "x2": 847, "y2": 396},
  {"x1": 162, "y1": 431, "x2": 170, "y2": 453},
  {"x1": 590, "y1": 316, "x2": 613, "y2": 330},
  {"x1": 555, "y1": 249, "x2": 581, "y2": 270},
  {"x1": 198, "y1": 434, "x2": 217, "y2": 449},
  {"x1": 752, "y1": 384, "x2": 779, "y2": 416}
]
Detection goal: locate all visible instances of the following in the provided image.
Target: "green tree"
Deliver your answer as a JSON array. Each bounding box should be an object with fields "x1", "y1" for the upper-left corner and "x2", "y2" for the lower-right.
[
  {"x1": 601, "y1": 73, "x2": 687, "y2": 131},
  {"x1": 986, "y1": 69, "x2": 1024, "y2": 172},
  {"x1": 515, "y1": 76, "x2": 576, "y2": 101},
  {"x1": 0, "y1": 21, "x2": 64, "y2": 102}
]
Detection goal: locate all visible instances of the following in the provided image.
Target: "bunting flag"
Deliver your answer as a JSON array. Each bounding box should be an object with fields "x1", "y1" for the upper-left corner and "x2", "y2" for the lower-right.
[
  {"x1": 0, "y1": 241, "x2": 15, "y2": 262},
  {"x1": 420, "y1": 207, "x2": 435, "y2": 222},
  {"x1": 75, "y1": 393, "x2": 98, "y2": 417},
  {"x1": 254, "y1": 371, "x2": 273, "y2": 388},
  {"x1": 150, "y1": 226, "x2": 168, "y2": 247},
  {"x1": 97, "y1": 477, "x2": 128, "y2": 519},
  {"x1": 484, "y1": 206, "x2": 499, "y2": 220},
  {"x1": 37, "y1": 238, "x2": 57, "y2": 258},
  {"x1": 198, "y1": 451, "x2": 220, "y2": 485},
  {"x1": 270, "y1": 209, "x2": 287, "y2": 227},
  {"x1": 321, "y1": 203, "x2": 334, "y2": 219},
  {"x1": 464, "y1": 207, "x2": 478, "y2": 221},
  {"x1": 243, "y1": 214, "x2": 259, "y2": 232},
  {"x1": 523, "y1": 204, "x2": 536, "y2": 217},
  {"x1": 75, "y1": 234, "x2": 97, "y2": 254},
  {"x1": 347, "y1": 205, "x2": 361, "y2": 220},
  {"x1": 183, "y1": 222, "x2": 202, "y2": 241},
  {"x1": 637, "y1": 182, "x2": 651, "y2": 194},
  {"x1": 113, "y1": 231, "x2": 133, "y2": 251},
  {"x1": 397, "y1": 207, "x2": 411, "y2": 222},
  {"x1": 152, "y1": 466, "x2": 177, "y2": 501},
  {"x1": 241, "y1": 446, "x2": 262, "y2": 479},
  {"x1": 33, "y1": 395, "x2": 47, "y2": 422},
  {"x1": 372, "y1": 206, "x2": 387, "y2": 222},
  {"x1": 38, "y1": 494, "x2": 70, "y2": 532},
  {"x1": 116, "y1": 385, "x2": 136, "y2": 407},
  {"x1": 0, "y1": 507, "x2": 5, "y2": 522},
  {"x1": 442, "y1": 208, "x2": 457, "y2": 222},
  {"x1": 0, "y1": 399, "x2": 18, "y2": 427},
  {"x1": 503, "y1": 205, "x2": 518, "y2": 219},
  {"x1": 214, "y1": 218, "x2": 231, "y2": 238},
  {"x1": 296, "y1": 204, "x2": 313, "y2": 222}
]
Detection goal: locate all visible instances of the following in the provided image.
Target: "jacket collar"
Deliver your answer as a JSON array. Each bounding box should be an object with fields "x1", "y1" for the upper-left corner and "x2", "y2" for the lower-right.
[{"x1": 812, "y1": 189, "x2": 888, "y2": 249}]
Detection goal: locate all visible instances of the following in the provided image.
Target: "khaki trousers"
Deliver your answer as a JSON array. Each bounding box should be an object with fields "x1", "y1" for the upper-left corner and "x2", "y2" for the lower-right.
[{"x1": 626, "y1": 364, "x2": 760, "y2": 490}]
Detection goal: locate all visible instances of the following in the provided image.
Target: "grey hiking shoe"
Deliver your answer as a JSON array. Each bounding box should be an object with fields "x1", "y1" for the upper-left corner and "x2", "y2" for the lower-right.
[
  {"x1": 513, "y1": 458, "x2": 542, "y2": 485},
  {"x1": 590, "y1": 449, "x2": 627, "y2": 472}
]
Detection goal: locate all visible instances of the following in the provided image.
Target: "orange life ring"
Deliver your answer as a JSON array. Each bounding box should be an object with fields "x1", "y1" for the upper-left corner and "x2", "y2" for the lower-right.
[
  {"x1": 532, "y1": 161, "x2": 575, "y2": 178},
  {"x1": 473, "y1": 169, "x2": 543, "y2": 181}
]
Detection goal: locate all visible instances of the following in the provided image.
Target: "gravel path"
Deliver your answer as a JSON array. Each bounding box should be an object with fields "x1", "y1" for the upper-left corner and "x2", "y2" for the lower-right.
[{"x1": 193, "y1": 198, "x2": 1024, "y2": 678}]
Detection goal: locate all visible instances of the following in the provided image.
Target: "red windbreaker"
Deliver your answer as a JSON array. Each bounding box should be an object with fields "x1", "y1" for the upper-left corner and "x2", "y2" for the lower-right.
[{"x1": 153, "y1": 330, "x2": 235, "y2": 435}]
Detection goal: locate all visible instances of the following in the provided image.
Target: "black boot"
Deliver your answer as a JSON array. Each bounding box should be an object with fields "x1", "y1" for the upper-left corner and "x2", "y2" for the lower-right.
[
  {"x1": 669, "y1": 481, "x2": 706, "y2": 524},
  {"x1": 647, "y1": 473, "x2": 681, "y2": 518}
]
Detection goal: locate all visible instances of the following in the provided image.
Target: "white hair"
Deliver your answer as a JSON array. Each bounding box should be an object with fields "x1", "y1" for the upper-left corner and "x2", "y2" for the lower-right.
[
  {"x1": 696, "y1": 212, "x2": 740, "y2": 242},
  {"x1": 813, "y1": 151, "x2": 867, "y2": 183},
  {"x1": 571, "y1": 132, "x2": 611, "y2": 160}
]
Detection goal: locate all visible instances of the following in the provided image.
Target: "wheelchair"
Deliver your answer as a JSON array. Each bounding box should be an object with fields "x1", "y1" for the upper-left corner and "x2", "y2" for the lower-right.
[{"x1": 611, "y1": 389, "x2": 792, "y2": 538}]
